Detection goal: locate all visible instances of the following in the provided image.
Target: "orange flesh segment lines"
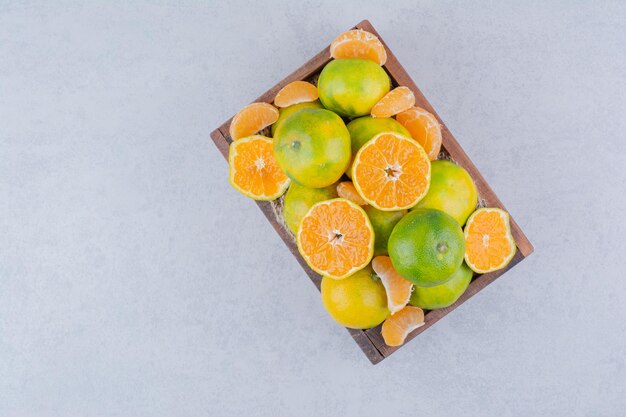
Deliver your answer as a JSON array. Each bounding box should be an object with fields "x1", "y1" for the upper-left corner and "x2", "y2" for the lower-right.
[
  {"x1": 353, "y1": 132, "x2": 430, "y2": 210},
  {"x1": 465, "y1": 209, "x2": 516, "y2": 272},
  {"x1": 372, "y1": 256, "x2": 413, "y2": 314},
  {"x1": 298, "y1": 200, "x2": 373, "y2": 279},
  {"x1": 229, "y1": 136, "x2": 289, "y2": 200},
  {"x1": 381, "y1": 306, "x2": 425, "y2": 346}
]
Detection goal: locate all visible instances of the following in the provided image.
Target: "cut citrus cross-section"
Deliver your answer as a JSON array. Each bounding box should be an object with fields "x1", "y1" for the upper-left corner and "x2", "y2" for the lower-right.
[
  {"x1": 381, "y1": 306, "x2": 425, "y2": 347},
  {"x1": 396, "y1": 106, "x2": 442, "y2": 160},
  {"x1": 273, "y1": 81, "x2": 319, "y2": 108},
  {"x1": 228, "y1": 135, "x2": 290, "y2": 200},
  {"x1": 464, "y1": 208, "x2": 516, "y2": 273},
  {"x1": 352, "y1": 132, "x2": 431, "y2": 211},
  {"x1": 329, "y1": 29, "x2": 387, "y2": 65},
  {"x1": 371, "y1": 86, "x2": 415, "y2": 118},
  {"x1": 229, "y1": 102, "x2": 279, "y2": 140},
  {"x1": 297, "y1": 198, "x2": 374, "y2": 280},
  {"x1": 372, "y1": 256, "x2": 413, "y2": 315},
  {"x1": 336, "y1": 181, "x2": 367, "y2": 206}
]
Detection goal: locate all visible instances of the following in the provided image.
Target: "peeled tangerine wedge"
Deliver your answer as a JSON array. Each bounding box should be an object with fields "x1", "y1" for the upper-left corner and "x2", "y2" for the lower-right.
[
  {"x1": 371, "y1": 86, "x2": 415, "y2": 118},
  {"x1": 382, "y1": 306, "x2": 425, "y2": 347},
  {"x1": 336, "y1": 181, "x2": 367, "y2": 206},
  {"x1": 273, "y1": 81, "x2": 318, "y2": 108},
  {"x1": 352, "y1": 132, "x2": 431, "y2": 211},
  {"x1": 297, "y1": 199, "x2": 374, "y2": 280},
  {"x1": 372, "y1": 256, "x2": 413, "y2": 315},
  {"x1": 330, "y1": 29, "x2": 387, "y2": 65},
  {"x1": 229, "y1": 135, "x2": 290, "y2": 200},
  {"x1": 396, "y1": 106, "x2": 442, "y2": 160},
  {"x1": 464, "y1": 208, "x2": 517, "y2": 273},
  {"x1": 229, "y1": 103, "x2": 279, "y2": 140}
]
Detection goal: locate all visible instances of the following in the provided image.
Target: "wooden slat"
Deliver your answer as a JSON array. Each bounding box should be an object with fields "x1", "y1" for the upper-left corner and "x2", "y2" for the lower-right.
[{"x1": 209, "y1": 20, "x2": 532, "y2": 364}]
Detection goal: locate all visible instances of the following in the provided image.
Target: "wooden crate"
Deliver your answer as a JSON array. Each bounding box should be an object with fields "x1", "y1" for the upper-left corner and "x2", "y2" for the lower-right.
[{"x1": 210, "y1": 20, "x2": 534, "y2": 364}]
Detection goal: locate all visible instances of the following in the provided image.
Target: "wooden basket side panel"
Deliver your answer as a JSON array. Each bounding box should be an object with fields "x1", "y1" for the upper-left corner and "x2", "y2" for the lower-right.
[{"x1": 210, "y1": 20, "x2": 533, "y2": 364}]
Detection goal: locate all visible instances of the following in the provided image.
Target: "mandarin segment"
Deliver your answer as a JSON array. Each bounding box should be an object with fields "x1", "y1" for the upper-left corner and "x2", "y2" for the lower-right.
[
  {"x1": 396, "y1": 106, "x2": 442, "y2": 160},
  {"x1": 371, "y1": 86, "x2": 416, "y2": 118},
  {"x1": 229, "y1": 102, "x2": 279, "y2": 140},
  {"x1": 297, "y1": 199, "x2": 374, "y2": 279},
  {"x1": 464, "y1": 208, "x2": 516, "y2": 273},
  {"x1": 228, "y1": 135, "x2": 290, "y2": 200},
  {"x1": 352, "y1": 132, "x2": 431, "y2": 211},
  {"x1": 381, "y1": 306, "x2": 425, "y2": 346},
  {"x1": 336, "y1": 181, "x2": 368, "y2": 206},
  {"x1": 372, "y1": 256, "x2": 413, "y2": 315},
  {"x1": 330, "y1": 29, "x2": 387, "y2": 65},
  {"x1": 273, "y1": 81, "x2": 319, "y2": 108}
]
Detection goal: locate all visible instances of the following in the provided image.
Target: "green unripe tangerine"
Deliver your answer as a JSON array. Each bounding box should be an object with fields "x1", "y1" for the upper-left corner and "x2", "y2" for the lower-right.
[
  {"x1": 318, "y1": 58, "x2": 390, "y2": 117},
  {"x1": 388, "y1": 208, "x2": 465, "y2": 287},
  {"x1": 274, "y1": 108, "x2": 351, "y2": 188}
]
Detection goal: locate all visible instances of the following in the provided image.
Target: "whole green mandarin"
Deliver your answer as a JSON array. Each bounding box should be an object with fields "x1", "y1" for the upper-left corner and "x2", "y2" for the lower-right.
[
  {"x1": 273, "y1": 108, "x2": 351, "y2": 188},
  {"x1": 318, "y1": 58, "x2": 390, "y2": 117},
  {"x1": 388, "y1": 208, "x2": 465, "y2": 287}
]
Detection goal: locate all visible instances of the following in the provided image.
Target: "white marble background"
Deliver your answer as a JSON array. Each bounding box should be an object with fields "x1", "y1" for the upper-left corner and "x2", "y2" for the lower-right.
[{"x1": 1, "y1": 1, "x2": 625, "y2": 416}]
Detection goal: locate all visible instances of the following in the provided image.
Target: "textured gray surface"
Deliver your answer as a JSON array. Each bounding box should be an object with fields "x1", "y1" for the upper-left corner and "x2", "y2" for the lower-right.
[{"x1": 1, "y1": 1, "x2": 625, "y2": 416}]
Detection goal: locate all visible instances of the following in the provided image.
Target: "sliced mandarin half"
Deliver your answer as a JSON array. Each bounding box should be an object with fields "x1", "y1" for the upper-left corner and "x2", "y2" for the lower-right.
[
  {"x1": 336, "y1": 181, "x2": 368, "y2": 206},
  {"x1": 396, "y1": 106, "x2": 442, "y2": 160},
  {"x1": 229, "y1": 102, "x2": 279, "y2": 140},
  {"x1": 381, "y1": 306, "x2": 425, "y2": 347},
  {"x1": 371, "y1": 86, "x2": 415, "y2": 118},
  {"x1": 372, "y1": 256, "x2": 413, "y2": 315},
  {"x1": 329, "y1": 29, "x2": 387, "y2": 65},
  {"x1": 273, "y1": 81, "x2": 319, "y2": 108},
  {"x1": 228, "y1": 135, "x2": 290, "y2": 200},
  {"x1": 297, "y1": 198, "x2": 374, "y2": 280},
  {"x1": 464, "y1": 208, "x2": 516, "y2": 273},
  {"x1": 352, "y1": 132, "x2": 431, "y2": 211}
]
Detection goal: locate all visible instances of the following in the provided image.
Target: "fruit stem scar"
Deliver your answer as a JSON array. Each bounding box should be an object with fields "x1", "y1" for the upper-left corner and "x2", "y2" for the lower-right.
[
  {"x1": 291, "y1": 140, "x2": 301, "y2": 150},
  {"x1": 329, "y1": 229, "x2": 344, "y2": 246},
  {"x1": 384, "y1": 164, "x2": 401, "y2": 181},
  {"x1": 436, "y1": 242, "x2": 448, "y2": 254}
]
